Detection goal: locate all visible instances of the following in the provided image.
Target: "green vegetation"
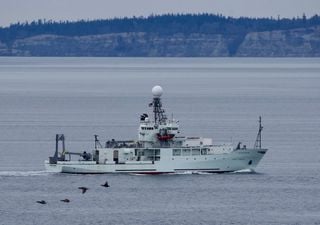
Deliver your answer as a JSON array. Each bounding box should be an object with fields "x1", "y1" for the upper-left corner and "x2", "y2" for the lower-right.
[
  {"x1": 0, "y1": 14, "x2": 319, "y2": 56},
  {"x1": 1, "y1": 14, "x2": 319, "y2": 43}
]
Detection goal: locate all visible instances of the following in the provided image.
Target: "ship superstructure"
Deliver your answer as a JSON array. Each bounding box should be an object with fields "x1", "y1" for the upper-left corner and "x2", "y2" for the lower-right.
[{"x1": 45, "y1": 86, "x2": 267, "y2": 174}]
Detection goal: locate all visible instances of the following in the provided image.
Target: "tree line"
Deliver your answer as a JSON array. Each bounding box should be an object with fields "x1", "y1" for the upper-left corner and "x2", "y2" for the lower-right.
[{"x1": 1, "y1": 13, "x2": 319, "y2": 45}]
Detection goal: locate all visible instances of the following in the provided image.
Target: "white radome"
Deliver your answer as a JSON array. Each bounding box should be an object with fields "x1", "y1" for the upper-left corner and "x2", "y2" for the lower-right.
[{"x1": 152, "y1": 85, "x2": 163, "y2": 97}]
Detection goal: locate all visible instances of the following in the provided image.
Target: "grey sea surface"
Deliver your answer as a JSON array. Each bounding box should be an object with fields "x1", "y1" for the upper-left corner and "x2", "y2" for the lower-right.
[{"x1": 0, "y1": 57, "x2": 319, "y2": 225}]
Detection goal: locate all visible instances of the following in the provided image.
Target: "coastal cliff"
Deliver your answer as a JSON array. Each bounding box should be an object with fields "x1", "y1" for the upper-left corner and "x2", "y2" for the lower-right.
[
  {"x1": 1, "y1": 14, "x2": 319, "y2": 57},
  {"x1": 236, "y1": 26, "x2": 320, "y2": 57}
]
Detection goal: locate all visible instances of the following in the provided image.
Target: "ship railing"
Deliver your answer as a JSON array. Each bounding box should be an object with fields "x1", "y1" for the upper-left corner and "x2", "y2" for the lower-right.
[
  {"x1": 105, "y1": 140, "x2": 138, "y2": 148},
  {"x1": 142, "y1": 142, "x2": 183, "y2": 148}
]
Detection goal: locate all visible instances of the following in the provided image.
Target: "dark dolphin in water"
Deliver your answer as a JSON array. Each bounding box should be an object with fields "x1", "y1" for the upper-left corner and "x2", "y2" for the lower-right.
[{"x1": 60, "y1": 199, "x2": 70, "y2": 203}]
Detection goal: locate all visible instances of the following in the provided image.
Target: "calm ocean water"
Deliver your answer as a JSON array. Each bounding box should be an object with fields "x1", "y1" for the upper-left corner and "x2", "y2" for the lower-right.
[{"x1": 0, "y1": 57, "x2": 319, "y2": 225}]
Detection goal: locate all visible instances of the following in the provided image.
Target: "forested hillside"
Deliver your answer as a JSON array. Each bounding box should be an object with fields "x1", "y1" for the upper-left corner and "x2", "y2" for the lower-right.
[{"x1": 0, "y1": 14, "x2": 319, "y2": 56}]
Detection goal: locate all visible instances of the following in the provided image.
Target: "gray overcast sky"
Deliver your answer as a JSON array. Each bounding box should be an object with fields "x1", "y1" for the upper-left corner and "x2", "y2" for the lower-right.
[{"x1": 0, "y1": 0, "x2": 319, "y2": 27}]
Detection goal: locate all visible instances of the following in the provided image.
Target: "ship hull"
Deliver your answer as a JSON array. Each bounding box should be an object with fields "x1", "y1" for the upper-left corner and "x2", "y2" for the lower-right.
[{"x1": 44, "y1": 148, "x2": 267, "y2": 174}]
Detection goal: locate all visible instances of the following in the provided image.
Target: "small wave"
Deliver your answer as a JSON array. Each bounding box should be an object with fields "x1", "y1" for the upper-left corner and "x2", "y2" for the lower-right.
[
  {"x1": 0, "y1": 170, "x2": 49, "y2": 177},
  {"x1": 174, "y1": 171, "x2": 212, "y2": 175},
  {"x1": 233, "y1": 169, "x2": 256, "y2": 174},
  {"x1": 174, "y1": 171, "x2": 193, "y2": 175},
  {"x1": 193, "y1": 171, "x2": 212, "y2": 175},
  {"x1": 130, "y1": 173, "x2": 148, "y2": 176}
]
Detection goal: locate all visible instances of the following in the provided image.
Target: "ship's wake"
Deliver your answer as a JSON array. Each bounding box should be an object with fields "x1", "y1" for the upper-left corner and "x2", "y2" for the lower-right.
[
  {"x1": 232, "y1": 169, "x2": 257, "y2": 174},
  {"x1": 174, "y1": 171, "x2": 212, "y2": 175},
  {"x1": 175, "y1": 169, "x2": 258, "y2": 175},
  {"x1": 0, "y1": 170, "x2": 49, "y2": 177},
  {"x1": 130, "y1": 170, "x2": 258, "y2": 175}
]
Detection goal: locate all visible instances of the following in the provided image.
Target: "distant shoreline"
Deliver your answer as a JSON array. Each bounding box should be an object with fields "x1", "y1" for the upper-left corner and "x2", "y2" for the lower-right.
[{"x1": 1, "y1": 14, "x2": 319, "y2": 57}]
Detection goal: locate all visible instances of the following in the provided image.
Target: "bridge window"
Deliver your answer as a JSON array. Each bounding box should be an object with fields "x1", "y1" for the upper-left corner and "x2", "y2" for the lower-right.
[
  {"x1": 135, "y1": 149, "x2": 144, "y2": 156},
  {"x1": 201, "y1": 148, "x2": 208, "y2": 155},
  {"x1": 173, "y1": 149, "x2": 181, "y2": 156},
  {"x1": 182, "y1": 149, "x2": 190, "y2": 156},
  {"x1": 154, "y1": 149, "x2": 160, "y2": 156},
  {"x1": 141, "y1": 127, "x2": 154, "y2": 130},
  {"x1": 154, "y1": 149, "x2": 160, "y2": 161},
  {"x1": 192, "y1": 148, "x2": 200, "y2": 155}
]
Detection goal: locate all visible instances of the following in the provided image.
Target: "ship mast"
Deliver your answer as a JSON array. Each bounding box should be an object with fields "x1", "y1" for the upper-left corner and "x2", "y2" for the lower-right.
[
  {"x1": 149, "y1": 86, "x2": 167, "y2": 125},
  {"x1": 254, "y1": 116, "x2": 263, "y2": 149}
]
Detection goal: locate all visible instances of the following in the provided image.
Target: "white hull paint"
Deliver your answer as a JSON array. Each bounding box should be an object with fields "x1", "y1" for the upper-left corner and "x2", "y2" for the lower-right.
[{"x1": 45, "y1": 148, "x2": 267, "y2": 174}]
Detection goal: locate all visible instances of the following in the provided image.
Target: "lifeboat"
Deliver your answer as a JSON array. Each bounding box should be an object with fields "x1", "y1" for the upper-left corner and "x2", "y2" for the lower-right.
[
  {"x1": 157, "y1": 128, "x2": 175, "y2": 141},
  {"x1": 157, "y1": 133, "x2": 175, "y2": 141}
]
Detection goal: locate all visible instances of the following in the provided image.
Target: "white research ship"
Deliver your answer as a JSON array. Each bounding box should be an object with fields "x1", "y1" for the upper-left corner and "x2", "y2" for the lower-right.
[{"x1": 45, "y1": 86, "x2": 267, "y2": 174}]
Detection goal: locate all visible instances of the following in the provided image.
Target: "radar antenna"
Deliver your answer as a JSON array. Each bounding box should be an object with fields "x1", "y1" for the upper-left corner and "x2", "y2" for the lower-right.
[
  {"x1": 254, "y1": 116, "x2": 263, "y2": 149},
  {"x1": 149, "y1": 86, "x2": 167, "y2": 125},
  {"x1": 94, "y1": 135, "x2": 102, "y2": 149}
]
